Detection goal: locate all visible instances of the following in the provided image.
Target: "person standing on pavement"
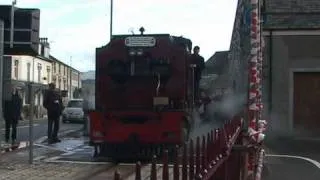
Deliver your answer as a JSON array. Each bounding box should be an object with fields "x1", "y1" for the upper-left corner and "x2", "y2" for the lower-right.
[
  {"x1": 43, "y1": 83, "x2": 64, "y2": 144},
  {"x1": 3, "y1": 87, "x2": 22, "y2": 145},
  {"x1": 189, "y1": 46, "x2": 205, "y2": 101}
]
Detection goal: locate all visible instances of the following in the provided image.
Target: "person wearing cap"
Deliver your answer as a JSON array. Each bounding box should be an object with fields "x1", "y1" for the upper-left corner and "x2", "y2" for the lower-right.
[
  {"x1": 43, "y1": 83, "x2": 64, "y2": 144},
  {"x1": 189, "y1": 46, "x2": 205, "y2": 102},
  {"x1": 3, "y1": 87, "x2": 22, "y2": 145}
]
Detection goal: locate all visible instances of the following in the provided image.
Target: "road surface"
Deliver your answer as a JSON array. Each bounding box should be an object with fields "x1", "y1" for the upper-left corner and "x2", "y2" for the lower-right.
[
  {"x1": 0, "y1": 119, "x2": 82, "y2": 142},
  {"x1": 263, "y1": 137, "x2": 320, "y2": 180}
]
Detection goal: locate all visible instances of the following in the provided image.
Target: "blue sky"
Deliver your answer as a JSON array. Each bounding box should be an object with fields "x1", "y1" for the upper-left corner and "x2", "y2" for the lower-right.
[{"x1": 2, "y1": 0, "x2": 237, "y2": 72}]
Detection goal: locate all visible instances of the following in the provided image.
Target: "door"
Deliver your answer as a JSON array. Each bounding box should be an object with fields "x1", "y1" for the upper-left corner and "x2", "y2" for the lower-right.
[{"x1": 294, "y1": 72, "x2": 320, "y2": 136}]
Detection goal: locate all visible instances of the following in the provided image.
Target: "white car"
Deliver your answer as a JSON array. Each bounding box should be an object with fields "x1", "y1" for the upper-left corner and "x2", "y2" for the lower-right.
[{"x1": 62, "y1": 99, "x2": 84, "y2": 123}]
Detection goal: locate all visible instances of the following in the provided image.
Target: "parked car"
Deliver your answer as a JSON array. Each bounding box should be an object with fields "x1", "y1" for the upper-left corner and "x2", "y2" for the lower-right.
[{"x1": 62, "y1": 99, "x2": 84, "y2": 123}]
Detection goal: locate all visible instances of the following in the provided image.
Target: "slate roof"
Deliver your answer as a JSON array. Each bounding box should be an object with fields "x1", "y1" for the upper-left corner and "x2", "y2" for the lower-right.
[
  {"x1": 205, "y1": 51, "x2": 229, "y2": 75},
  {"x1": 263, "y1": 0, "x2": 320, "y2": 29},
  {"x1": 264, "y1": 14, "x2": 320, "y2": 29}
]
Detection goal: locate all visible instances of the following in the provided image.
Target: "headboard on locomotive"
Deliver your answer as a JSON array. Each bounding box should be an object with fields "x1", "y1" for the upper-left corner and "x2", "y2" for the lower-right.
[{"x1": 95, "y1": 30, "x2": 192, "y2": 112}]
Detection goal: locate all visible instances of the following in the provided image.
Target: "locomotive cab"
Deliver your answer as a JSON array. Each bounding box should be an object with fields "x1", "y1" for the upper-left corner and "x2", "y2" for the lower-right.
[{"x1": 89, "y1": 29, "x2": 195, "y2": 159}]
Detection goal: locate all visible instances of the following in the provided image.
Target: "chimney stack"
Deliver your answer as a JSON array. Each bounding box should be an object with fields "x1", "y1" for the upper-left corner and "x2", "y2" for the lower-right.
[{"x1": 39, "y1": 37, "x2": 50, "y2": 58}]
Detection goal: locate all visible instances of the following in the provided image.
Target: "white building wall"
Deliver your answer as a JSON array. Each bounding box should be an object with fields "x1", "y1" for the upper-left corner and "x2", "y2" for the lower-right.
[
  {"x1": 71, "y1": 70, "x2": 79, "y2": 87},
  {"x1": 10, "y1": 55, "x2": 52, "y2": 84},
  {"x1": 8, "y1": 55, "x2": 52, "y2": 108},
  {"x1": 52, "y1": 63, "x2": 69, "y2": 90}
]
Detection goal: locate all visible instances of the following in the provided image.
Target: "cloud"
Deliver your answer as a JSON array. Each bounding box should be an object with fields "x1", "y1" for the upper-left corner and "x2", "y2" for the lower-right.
[{"x1": 1, "y1": 0, "x2": 237, "y2": 72}]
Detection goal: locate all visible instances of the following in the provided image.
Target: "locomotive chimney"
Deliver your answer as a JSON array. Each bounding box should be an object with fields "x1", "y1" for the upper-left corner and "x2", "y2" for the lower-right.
[{"x1": 139, "y1": 27, "x2": 145, "y2": 35}]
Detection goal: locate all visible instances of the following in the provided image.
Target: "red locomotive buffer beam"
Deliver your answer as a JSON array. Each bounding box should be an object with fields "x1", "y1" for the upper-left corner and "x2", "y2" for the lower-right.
[{"x1": 90, "y1": 111, "x2": 183, "y2": 144}]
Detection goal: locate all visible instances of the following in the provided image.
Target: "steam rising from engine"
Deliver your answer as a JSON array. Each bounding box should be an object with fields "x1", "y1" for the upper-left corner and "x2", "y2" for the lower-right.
[
  {"x1": 190, "y1": 92, "x2": 246, "y2": 140},
  {"x1": 81, "y1": 81, "x2": 95, "y2": 111}
]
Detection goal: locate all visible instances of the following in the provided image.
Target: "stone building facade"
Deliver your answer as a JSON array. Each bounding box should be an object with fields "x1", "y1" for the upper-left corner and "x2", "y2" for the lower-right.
[
  {"x1": 262, "y1": 0, "x2": 320, "y2": 137},
  {"x1": 218, "y1": 0, "x2": 320, "y2": 137}
]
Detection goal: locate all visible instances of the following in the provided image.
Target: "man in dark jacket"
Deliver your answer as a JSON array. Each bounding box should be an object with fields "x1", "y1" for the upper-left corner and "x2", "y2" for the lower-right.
[
  {"x1": 3, "y1": 87, "x2": 22, "y2": 145},
  {"x1": 43, "y1": 83, "x2": 64, "y2": 144},
  {"x1": 190, "y1": 46, "x2": 205, "y2": 101}
]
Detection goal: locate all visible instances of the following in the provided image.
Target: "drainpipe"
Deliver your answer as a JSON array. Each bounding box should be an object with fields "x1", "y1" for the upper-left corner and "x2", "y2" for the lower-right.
[
  {"x1": 32, "y1": 57, "x2": 35, "y2": 82},
  {"x1": 269, "y1": 30, "x2": 273, "y2": 112},
  {"x1": 70, "y1": 68, "x2": 72, "y2": 99}
]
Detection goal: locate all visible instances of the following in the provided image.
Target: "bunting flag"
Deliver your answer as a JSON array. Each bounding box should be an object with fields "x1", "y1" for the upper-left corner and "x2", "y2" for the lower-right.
[
  {"x1": 248, "y1": 0, "x2": 259, "y2": 130},
  {"x1": 247, "y1": 0, "x2": 260, "y2": 176}
]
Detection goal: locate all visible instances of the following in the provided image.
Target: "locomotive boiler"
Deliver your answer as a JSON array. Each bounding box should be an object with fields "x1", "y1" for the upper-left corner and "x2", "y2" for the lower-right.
[{"x1": 89, "y1": 28, "x2": 199, "y2": 160}]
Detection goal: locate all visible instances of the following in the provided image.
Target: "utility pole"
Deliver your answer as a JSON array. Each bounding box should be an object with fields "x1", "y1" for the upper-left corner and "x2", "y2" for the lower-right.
[
  {"x1": 69, "y1": 56, "x2": 72, "y2": 67},
  {"x1": 110, "y1": 0, "x2": 113, "y2": 41},
  {"x1": 69, "y1": 56, "x2": 72, "y2": 99},
  {"x1": 28, "y1": 83, "x2": 34, "y2": 164},
  {"x1": 10, "y1": 0, "x2": 17, "y2": 48},
  {"x1": 0, "y1": 20, "x2": 4, "y2": 149}
]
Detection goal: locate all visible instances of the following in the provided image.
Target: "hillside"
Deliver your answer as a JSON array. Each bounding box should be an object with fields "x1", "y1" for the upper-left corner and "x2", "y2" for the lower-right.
[{"x1": 81, "y1": 70, "x2": 95, "y2": 80}]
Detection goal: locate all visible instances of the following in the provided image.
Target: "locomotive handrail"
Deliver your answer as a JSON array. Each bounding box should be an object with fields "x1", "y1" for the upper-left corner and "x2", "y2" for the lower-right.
[{"x1": 155, "y1": 72, "x2": 161, "y2": 96}]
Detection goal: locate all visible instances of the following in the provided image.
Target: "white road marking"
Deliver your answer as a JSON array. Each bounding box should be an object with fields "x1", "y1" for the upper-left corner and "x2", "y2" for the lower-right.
[
  {"x1": 0, "y1": 124, "x2": 40, "y2": 131},
  {"x1": 61, "y1": 152, "x2": 76, "y2": 156},
  {"x1": 34, "y1": 143, "x2": 72, "y2": 153},
  {"x1": 46, "y1": 156, "x2": 61, "y2": 161},
  {"x1": 34, "y1": 136, "x2": 47, "y2": 144},
  {"x1": 266, "y1": 154, "x2": 320, "y2": 169},
  {"x1": 41, "y1": 156, "x2": 196, "y2": 168},
  {"x1": 34, "y1": 129, "x2": 82, "y2": 144},
  {"x1": 119, "y1": 163, "x2": 186, "y2": 168},
  {"x1": 43, "y1": 157, "x2": 112, "y2": 165},
  {"x1": 34, "y1": 155, "x2": 46, "y2": 161},
  {"x1": 42, "y1": 157, "x2": 179, "y2": 167}
]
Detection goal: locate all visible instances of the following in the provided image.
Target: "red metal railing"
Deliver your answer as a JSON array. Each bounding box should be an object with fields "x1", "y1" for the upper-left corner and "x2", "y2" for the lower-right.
[{"x1": 113, "y1": 116, "x2": 248, "y2": 180}]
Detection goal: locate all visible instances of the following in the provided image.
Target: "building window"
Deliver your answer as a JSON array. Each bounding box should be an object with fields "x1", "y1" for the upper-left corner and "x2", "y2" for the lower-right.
[
  {"x1": 37, "y1": 63, "x2": 42, "y2": 82},
  {"x1": 59, "y1": 64, "x2": 61, "y2": 73},
  {"x1": 14, "y1": 60, "x2": 19, "y2": 79},
  {"x1": 46, "y1": 66, "x2": 50, "y2": 83},
  {"x1": 53, "y1": 62, "x2": 56, "y2": 73},
  {"x1": 63, "y1": 79, "x2": 66, "y2": 90},
  {"x1": 72, "y1": 71, "x2": 78, "y2": 81},
  {"x1": 27, "y1": 63, "x2": 31, "y2": 81}
]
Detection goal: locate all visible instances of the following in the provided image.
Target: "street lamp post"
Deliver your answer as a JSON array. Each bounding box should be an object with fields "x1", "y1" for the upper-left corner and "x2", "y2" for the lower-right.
[
  {"x1": 27, "y1": 82, "x2": 42, "y2": 164},
  {"x1": 110, "y1": 0, "x2": 113, "y2": 41},
  {"x1": 10, "y1": 0, "x2": 17, "y2": 48},
  {"x1": 0, "y1": 19, "x2": 4, "y2": 150},
  {"x1": 28, "y1": 83, "x2": 34, "y2": 164}
]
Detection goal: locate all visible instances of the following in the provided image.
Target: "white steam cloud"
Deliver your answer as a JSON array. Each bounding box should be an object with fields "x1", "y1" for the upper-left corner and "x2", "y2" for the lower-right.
[
  {"x1": 81, "y1": 81, "x2": 95, "y2": 110},
  {"x1": 189, "y1": 92, "x2": 246, "y2": 140}
]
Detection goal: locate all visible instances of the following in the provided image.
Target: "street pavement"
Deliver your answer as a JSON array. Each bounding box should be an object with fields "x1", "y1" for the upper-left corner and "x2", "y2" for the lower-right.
[
  {"x1": 0, "y1": 118, "x2": 83, "y2": 154},
  {"x1": 263, "y1": 137, "x2": 320, "y2": 180},
  {"x1": 0, "y1": 134, "x2": 107, "y2": 180},
  {"x1": 34, "y1": 119, "x2": 223, "y2": 163},
  {"x1": 5, "y1": 116, "x2": 319, "y2": 179}
]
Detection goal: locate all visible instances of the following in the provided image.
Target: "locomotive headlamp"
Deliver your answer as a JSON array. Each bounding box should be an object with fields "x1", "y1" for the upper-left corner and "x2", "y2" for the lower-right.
[
  {"x1": 129, "y1": 50, "x2": 136, "y2": 56},
  {"x1": 128, "y1": 49, "x2": 143, "y2": 56},
  {"x1": 137, "y1": 49, "x2": 143, "y2": 55}
]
